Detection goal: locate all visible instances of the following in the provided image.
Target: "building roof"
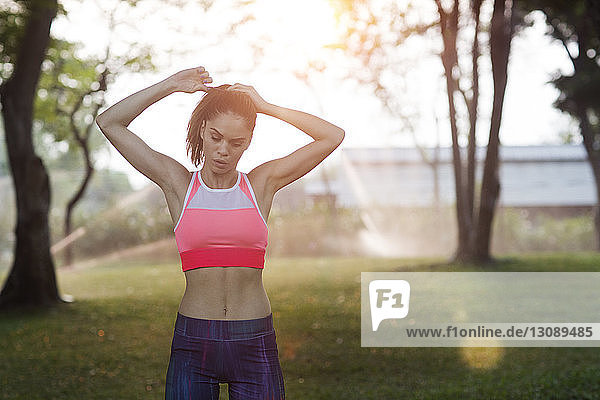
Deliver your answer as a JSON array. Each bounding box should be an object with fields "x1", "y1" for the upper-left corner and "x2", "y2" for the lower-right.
[
  {"x1": 302, "y1": 144, "x2": 596, "y2": 207},
  {"x1": 341, "y1": 144, "x2": 588, "y2": 164}
]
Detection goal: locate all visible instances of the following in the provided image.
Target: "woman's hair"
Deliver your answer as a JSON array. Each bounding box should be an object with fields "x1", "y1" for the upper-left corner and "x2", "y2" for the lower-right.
[{"x1": 186, "y1": 84, "x2": 257, "y2": 167}]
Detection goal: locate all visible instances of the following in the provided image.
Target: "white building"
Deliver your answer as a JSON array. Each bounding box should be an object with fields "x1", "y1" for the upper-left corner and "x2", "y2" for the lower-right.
[{"x1": 300, "y1": 144, "x2": 596, "y2": 209}]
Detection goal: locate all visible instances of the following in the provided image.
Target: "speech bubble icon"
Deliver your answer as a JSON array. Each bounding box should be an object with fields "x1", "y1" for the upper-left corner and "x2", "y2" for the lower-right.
[{"x1": 369, "y1": 279, "x2": 410, "y2": 331}]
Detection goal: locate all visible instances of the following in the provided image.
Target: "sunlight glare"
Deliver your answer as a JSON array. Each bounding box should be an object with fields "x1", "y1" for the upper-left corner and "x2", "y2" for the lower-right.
[
  {"x1": 459, "y1": 344, "x2": 505, "y2": 370},
  {"x1": 256, "y1": 0, "x2": 340, "y2": 51}
]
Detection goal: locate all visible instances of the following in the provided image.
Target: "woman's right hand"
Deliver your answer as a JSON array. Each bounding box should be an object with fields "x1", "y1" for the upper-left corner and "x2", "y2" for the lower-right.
[{"x1": 168, "y1": 66, "x2": 213, "y2": 93}]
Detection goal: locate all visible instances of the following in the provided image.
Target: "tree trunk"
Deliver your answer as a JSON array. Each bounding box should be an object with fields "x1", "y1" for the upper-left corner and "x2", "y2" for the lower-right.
[
  {"x1": 467, "y1": 0, "x2": 482, "y2": 240},
  {"x1": 572, "y1": 14, "x2": 600, "y2": 251},
  {"x1": 577, "y1": 107, "x2": 600, "y2": 250},
  {"x1": 64, "y1": 153, "x2": 94, "y2": 267},
  {"x1": 476, "y1": 0, "x2": 514, "y2": 262},
  {"x1": 435, "y1": 0, "x2": 473, "y2": 262},
  {"x1": 0, "y1": 0, "x2": 64, "y2": 309},
  {"x1": 63, "y1": 91, "x2": 103, "y2": 267}
]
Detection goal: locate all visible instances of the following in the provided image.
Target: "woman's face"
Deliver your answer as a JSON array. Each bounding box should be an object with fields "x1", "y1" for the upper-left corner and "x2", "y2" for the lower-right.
[{"x1": 201, "y1": 111, "x2": 252, "y2": 173}]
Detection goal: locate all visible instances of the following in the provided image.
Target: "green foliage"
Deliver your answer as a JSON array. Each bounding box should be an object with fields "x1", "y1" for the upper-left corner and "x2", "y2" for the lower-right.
[
  {"x1": 0, "y1": 1, "x2": 67, "y2": 81},
  {"x1": 35, "y1": 38, "x2": 102, "y2": 142},
  {"x1": 0, "y1": 167, "x2": 137, "y2": 268},
  {"x1": 268, "y1": 205, "x2": 364, "y2": 256},
  {"x1": 0, "y1": 13, "x2": 22, "y2": 75},
  {"x1": 520, "y1": 0, "x2": 600, "y2": 142},
  {"x1": 1, "y1": 0, "x2": 159, "y2": 173},
  {"x1": 56, "y1": 177, "x2": 173, "y2": 260},
  {"x1": 492, "y1": 208, "x2": 595, "y2": 253},
  {"x1": 70, "y1": 201, "x2": 173, "y2": 260}
]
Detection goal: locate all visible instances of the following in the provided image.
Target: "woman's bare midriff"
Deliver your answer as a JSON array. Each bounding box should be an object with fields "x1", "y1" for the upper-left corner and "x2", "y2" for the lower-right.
[{"x1": 178, "y1": 266, "x2": 272, "y2": 320}]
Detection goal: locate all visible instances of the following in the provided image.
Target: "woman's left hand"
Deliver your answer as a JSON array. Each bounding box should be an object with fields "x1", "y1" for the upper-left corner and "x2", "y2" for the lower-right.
[{"x1": 227, "y1": 83, "x2": 271, "y2": 114}]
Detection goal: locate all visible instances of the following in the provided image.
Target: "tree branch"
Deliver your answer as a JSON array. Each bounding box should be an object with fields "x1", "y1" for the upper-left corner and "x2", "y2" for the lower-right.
[{"x1": 546, "y1": 17, "x2": 577, "y2": 69}]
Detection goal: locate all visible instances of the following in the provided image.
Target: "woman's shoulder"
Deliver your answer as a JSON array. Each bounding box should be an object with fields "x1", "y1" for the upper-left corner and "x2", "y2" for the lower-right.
[
  {"x1": 246, "y1": 163, "x2": 267, "y2": 184},
  {"x1": 164, "y1": 165, "x2": 194, "y2": 200},
  {"x1": 246, "y1": 163, "x2": 274, "y2": 197}
]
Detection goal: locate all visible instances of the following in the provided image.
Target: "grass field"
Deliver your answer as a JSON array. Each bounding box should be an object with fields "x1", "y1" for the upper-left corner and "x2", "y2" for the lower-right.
[{"x1": 1, "y1": 253, "x2": 600, "y2": 399}]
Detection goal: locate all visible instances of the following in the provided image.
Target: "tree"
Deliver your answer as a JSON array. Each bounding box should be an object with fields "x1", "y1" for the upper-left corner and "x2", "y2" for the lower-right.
[
  {"x1": 474, "y1": 0, "x2": 515, "y2": 261},
  {"x1": 1, "y1": 0, "x2": 240, "y2": 305},
  {"x1": 38, "y1": 31, "x2": 155, "y2": 266},
  {"x1": 332, "y1": 0, "x2": 518, "y2": 262},
  {"x1": 0, "y1": 0, "x2": 63, "y2": 308},
  {"x1": 35, "y1": 38, "x2": 108, "y2": 266},
  {"x1": 521, "y1": 0, "x2": 600, "y2": 250}
]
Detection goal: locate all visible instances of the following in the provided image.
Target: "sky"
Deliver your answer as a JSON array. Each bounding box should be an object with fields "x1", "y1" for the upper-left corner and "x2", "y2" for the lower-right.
[{"x1": 49, "y1": 0, "x2": 576, "y2": 190}]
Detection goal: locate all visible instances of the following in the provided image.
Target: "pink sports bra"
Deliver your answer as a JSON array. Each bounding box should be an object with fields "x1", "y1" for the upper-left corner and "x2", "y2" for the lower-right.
[{"x1": 173, "y1": 170, "x2": 268, "y2": 271}]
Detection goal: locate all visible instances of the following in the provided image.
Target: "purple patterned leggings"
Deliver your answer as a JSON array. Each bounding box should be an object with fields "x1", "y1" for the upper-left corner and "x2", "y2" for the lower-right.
[{"x1": 164, "y1": 312, "x2": 286, "y2": 399}]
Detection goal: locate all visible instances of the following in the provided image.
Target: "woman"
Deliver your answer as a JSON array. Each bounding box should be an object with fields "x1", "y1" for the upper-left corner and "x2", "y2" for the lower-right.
[{"x1": 95, "y1": 66, "x2": 344, "y2": 399}]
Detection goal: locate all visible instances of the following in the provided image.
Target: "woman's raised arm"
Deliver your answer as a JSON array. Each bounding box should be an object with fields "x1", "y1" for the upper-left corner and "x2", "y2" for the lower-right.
[
  {"x1": 226, "y1": 83, "x2": 345, "y2": 194},
  {"x1": 95, "y1": 67, "x2": 212, "y2": 190}
]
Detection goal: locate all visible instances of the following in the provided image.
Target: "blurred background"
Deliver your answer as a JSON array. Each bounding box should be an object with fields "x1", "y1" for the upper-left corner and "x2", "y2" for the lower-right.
[
  {"x1": 1, "y1": 0, "x2": 599, "y2": 398},
  {"x1": 1, "y1": 0, "x2": 597, "y2": 271}
]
